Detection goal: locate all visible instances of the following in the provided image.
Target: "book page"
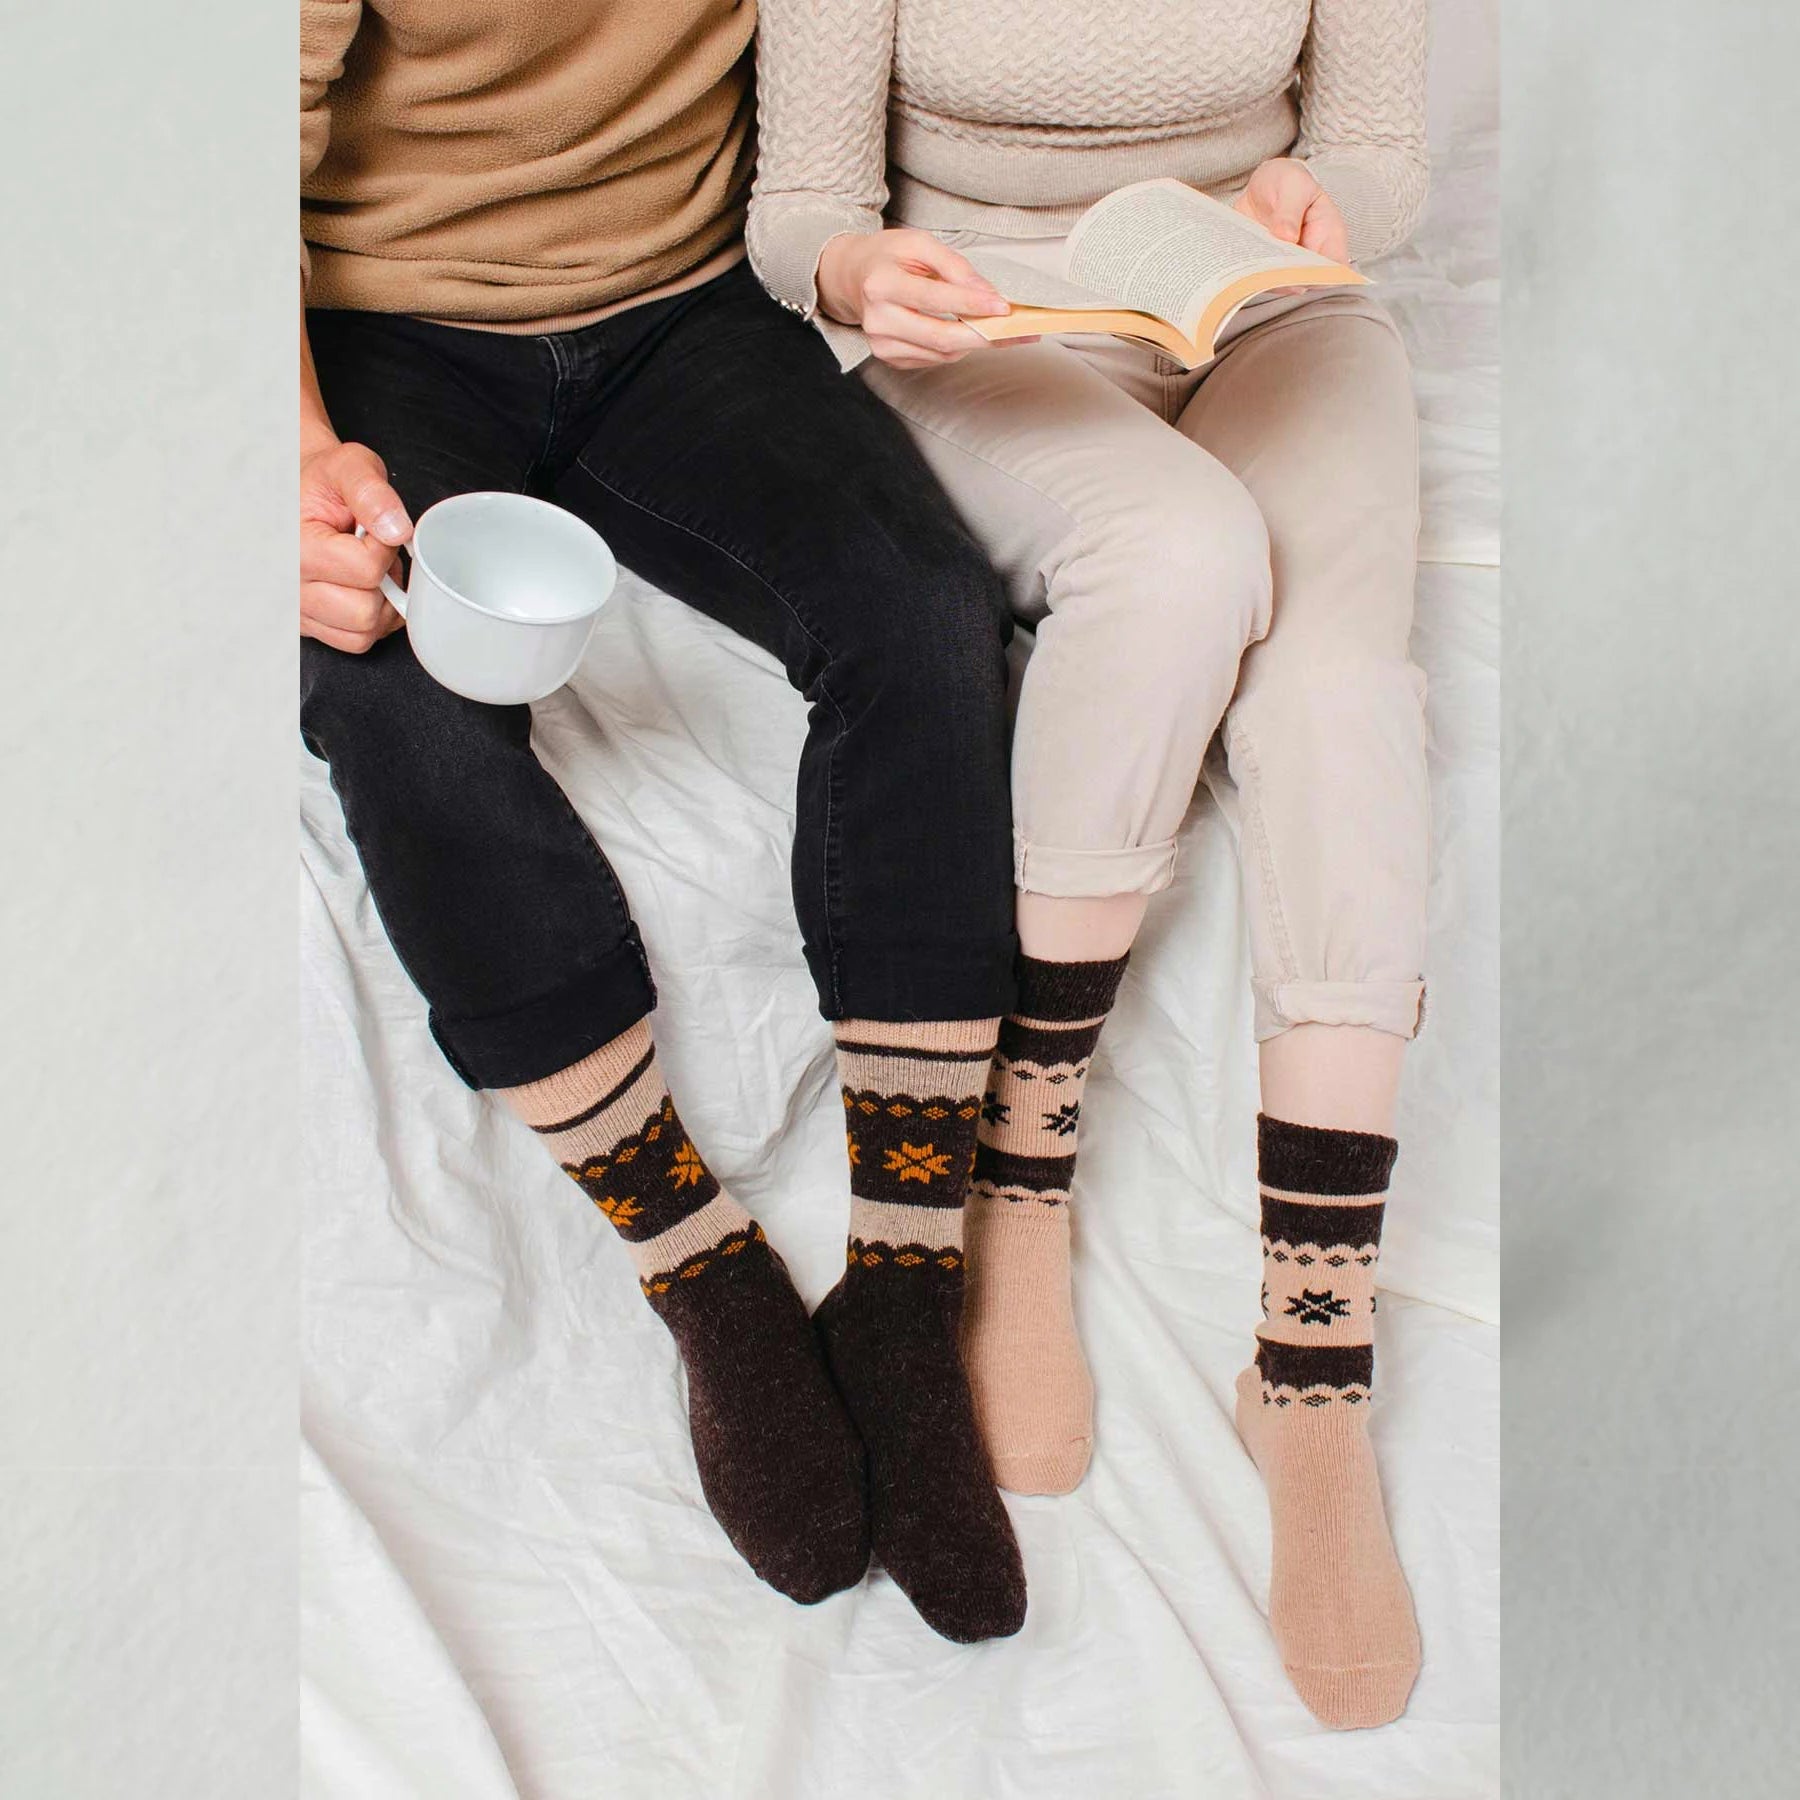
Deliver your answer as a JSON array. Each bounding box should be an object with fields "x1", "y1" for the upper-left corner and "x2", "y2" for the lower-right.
[
  {"x1": 1064, "y1": 178, "x2": 1348, "y2": 337},
  {"x1": 958, "y1": 248, "x2": 1115, "y2": 314}
]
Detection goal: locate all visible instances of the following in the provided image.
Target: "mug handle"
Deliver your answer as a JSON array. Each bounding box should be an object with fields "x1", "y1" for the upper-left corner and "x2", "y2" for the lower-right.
[{"x1": 353, "y1": 522, "x2": 409, "y2": 617}]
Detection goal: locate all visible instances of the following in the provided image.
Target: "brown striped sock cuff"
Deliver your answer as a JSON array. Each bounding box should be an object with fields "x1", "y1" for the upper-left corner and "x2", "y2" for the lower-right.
[
  {"x1": 1252, "y1": 1115, "x2": 1395, "y2": 1408},
  {"x1": 1012, "y1": 953, "x2": 1130, "y2": 1024},
  {"x1": 969, "y1": 954, "x2": 1127, "y2": 1209},
  {"x1": 1256, "y1": 1113, "x2": 1398, "y2": 1195}
]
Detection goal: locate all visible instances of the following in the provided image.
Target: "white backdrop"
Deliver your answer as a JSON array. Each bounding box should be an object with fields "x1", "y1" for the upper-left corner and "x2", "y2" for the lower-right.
[{"x1": 300, "y1": 6, "x2": 1498, "y2": 1794}]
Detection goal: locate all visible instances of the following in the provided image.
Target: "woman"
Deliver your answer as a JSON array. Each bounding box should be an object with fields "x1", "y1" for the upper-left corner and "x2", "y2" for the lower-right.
[{"x1": 748, "y1": 0, "x2": 1431, "y2": 1727}]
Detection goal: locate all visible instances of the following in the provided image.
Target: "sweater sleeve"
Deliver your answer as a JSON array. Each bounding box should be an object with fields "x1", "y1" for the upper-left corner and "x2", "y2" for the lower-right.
[
  {"x1": 300, "y1": 0, "x2": 364, "y2": 287},
  {"x1": 745, "y1": 0, "x2": 896, "y2": 320},
  {"x1": 1294, "y1": 0, "x2": 1430, "y2": 265}
]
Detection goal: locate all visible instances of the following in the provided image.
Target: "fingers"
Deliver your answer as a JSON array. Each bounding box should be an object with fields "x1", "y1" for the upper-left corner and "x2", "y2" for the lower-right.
[
  {"x1": 872, "y1": 266, "x2": 1010, "y2": 322},
  {"x1": 863, "y1": 299, "x2": 987, "y2": 358},
  {"x1": 303, "y1": 620, "x2": 385, "y2": 655},
  {"x1": 1236, "y1": 159, "x2": 1318, "y2": 245},
  {"x1": 298, "y1": 438, "x2": 410, "y2": 645},
  {"x1": 303, "y1": 619, "x2": 396, "y2": 655},
  {"x1": 301, "y1": 580, "x2": 405, "y2": 649},
  {"x1": 308, "y1": 441, "x2": 412, "y2": 544},
  {"x1": 867, "y1": 338, "x2": 962, "y2": 369},
  {"x1": 301, "y1": 515, "x2": 404, "y2": 588},
  {"x1": 1261, "y1": 169, "x2": 1310, "y2": 244},
  {"x1": 1299, "y1": 193, "x2": 1351, "y2": 263},
  {"x1": 892, "y1": 230, "x2": 1006, "y2": 297},
  {"x1": 336, "y1": 443, "x2": 412, "y2": 543}
]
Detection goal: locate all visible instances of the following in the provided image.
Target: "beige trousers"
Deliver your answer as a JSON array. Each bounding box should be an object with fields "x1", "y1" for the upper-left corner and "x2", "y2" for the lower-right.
[{"x1": 860, "y1": 235, "x2": 1428, "y2": 1040}]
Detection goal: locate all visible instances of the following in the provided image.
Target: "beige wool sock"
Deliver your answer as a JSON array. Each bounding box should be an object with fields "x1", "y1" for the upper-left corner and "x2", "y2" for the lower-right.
[
  {"x1": 1235, "y1": 1113, "x2": 1421, "y2": 1729},
  {"x1": 963, "y1": 954, "x2": 1128, "y2": 1494}
]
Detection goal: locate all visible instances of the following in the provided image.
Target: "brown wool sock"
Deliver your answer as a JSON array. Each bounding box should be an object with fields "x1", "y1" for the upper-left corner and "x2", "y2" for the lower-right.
[
  {"x1": 499, "y1": 1020, "x2": 868, "y2": 1606},
  {"x1": 963, "y1": 953, "x2": 1129, "y2": 1494},
  {"x1": 1236, "y1": 1114, "x2": 1421, "y2": 1729},
  {"x1": 812, "y1": 1017, "x2": 1026, "y2": 1644}
]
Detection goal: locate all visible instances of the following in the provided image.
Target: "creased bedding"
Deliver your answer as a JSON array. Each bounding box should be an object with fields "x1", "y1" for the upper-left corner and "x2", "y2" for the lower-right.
[{"x1": 300, "y1": 6, "x2": 1497, "y2": 1793}]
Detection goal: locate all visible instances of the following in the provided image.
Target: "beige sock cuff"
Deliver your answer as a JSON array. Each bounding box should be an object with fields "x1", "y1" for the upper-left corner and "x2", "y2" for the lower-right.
[
  {"x1": 834, "y1": 1017, "x2": 999, "y2": 1103},
  {"x1": 630, "y1": 1191, "x2": 755, "y2": 1282},
  {"x1": 496, "y1": 1018, "x2": 656, "y2": 1131},
  {"x1": 846, "y1": 1198, "x2": 965, "y2": 1251},
  {"x1": 835, "y1": 1017, "x2": 1000, "y2": 1054}
]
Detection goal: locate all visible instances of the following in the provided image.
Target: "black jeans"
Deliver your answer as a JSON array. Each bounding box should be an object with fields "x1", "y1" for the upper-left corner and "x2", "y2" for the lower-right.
[{"x1": 302, "y1": 263, "x2": 1016, "y2": 1089}]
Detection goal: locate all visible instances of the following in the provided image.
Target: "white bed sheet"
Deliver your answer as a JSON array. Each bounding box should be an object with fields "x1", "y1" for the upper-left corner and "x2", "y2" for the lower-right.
[{"x1": 300, "y1": 7, "x2": 1498, "y2": 1793}]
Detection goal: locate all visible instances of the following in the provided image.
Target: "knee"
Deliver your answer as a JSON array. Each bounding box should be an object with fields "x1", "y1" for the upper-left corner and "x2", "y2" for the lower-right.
[
  {"x1": 301, "y1": 634, "x2": 531, "y2": 804},
  {"x1": 825, "y1": 525, "x2": 1012, "y2": 722},
  {"x1": 1084, "y1": 463, "x2": 1274, "y2": 669},
  {"x1": 1170, "y1": 472, "x2": 1273, "y2": 648}
]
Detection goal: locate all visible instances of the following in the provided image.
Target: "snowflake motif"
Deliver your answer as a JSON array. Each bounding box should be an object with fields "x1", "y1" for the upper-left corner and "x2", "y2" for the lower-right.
[
  {"x1": 1041, "y1": 1101, "x2": 1082, "y2": 1137},
  {"x1": 980, "y1": 1090, "x2": 1011, "y2": 1127},
  {"x1": 670, "y1": 1141, "x2": 706, "y2": 1189},
  {"x1": 1283, "y1": 1288, "x2": 1352, "y2": 1327},
  {"x1": 885, "y1": 1141, "x2": 953, "y2": 1184},
  {"x1": 597, "y1": 1193, "x2": 643, "y2": 1228}
]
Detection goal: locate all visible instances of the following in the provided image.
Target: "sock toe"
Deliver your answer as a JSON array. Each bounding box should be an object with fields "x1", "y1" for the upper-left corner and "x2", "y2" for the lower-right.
[
  {"x1": 718, "y1": 1420, "x2": 870, "y2": 1604},
  {"x1": 989, "y1": 1436, "x2": 1091, "y2": 1496},
  {"x1": 901, "y1": 1555, "x2": 1028, "y2": 1643},
  {"x1": 872, "y1": 1466, "x2": 1028, "y2": 1642},
  {"x1": 753, "y1": 1507, "x2": 871, "y2": 1605},
  {"x1": 660, "y1": 1238, "x2": 873, "y2": 1605},
  {"x1": 1285, "y1": 1658, "x2": 1419, "y2": 1731},
  {"x1": 817, "y1": 1271, "x2": 1029, "y2": 1644}
]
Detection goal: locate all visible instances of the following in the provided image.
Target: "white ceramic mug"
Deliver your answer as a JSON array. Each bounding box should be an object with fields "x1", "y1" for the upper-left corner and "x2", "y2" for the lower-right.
[{"x1": 363, "y1": 491, "x2": 617, "y2": 705}]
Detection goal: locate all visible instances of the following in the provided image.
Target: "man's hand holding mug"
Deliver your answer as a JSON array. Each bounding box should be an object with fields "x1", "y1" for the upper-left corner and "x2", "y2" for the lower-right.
[{"x1": 300, "y1": 433, "x2": 413, "y2": 655}]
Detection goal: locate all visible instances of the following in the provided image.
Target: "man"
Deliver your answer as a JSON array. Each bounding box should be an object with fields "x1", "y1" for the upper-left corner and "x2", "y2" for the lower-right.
[{"x1": 300, "y1": 0, "x2": 1024, "y2": 1642}]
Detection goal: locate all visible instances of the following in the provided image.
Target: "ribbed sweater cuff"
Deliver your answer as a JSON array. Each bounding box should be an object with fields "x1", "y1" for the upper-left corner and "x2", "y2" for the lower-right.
[
  {"x1": 1302, "y1": 150, "x2": 1406, "y2": 267},
  {"x1": 746, "y1": 193, "x2": 885, "y2": 320}
]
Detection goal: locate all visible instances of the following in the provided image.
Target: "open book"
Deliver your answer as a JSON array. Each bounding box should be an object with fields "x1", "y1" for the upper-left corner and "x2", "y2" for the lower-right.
[{"x1": 961, "y1": 178, "x2": 1367, "y2": 369}]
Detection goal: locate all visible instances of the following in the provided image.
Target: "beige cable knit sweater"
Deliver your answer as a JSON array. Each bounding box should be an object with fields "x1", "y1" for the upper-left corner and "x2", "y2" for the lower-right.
[{"x1": 747, "y1": 0, "x2": 1428, "y2": 357}]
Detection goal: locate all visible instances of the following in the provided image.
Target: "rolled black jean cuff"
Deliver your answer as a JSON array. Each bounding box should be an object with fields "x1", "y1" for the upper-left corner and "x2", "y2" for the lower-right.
[
  {"x1": 429, "y1": 928, "x2": 658, "y2": 1090},
  {"x1": 809, "y1": 932, "x2": 1019, "y2": 1024}
]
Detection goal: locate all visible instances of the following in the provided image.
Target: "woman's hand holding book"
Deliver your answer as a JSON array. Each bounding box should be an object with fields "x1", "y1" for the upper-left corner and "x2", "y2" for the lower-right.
[
  {"x1": 816, "y1": 229, "x2": 1015, "y2": 369},
  {"x1": 1231, "y1": 157, "x2": 1351, "y2": 264}
]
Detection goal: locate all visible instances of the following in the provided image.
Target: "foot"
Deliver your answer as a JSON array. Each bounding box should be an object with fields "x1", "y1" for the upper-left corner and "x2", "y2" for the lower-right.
[
  {"x1": 960, "y1": 1198, "x2": 1093, "y2": 1493},
  {"x1": 815, "y1": 1243, "x2": 1027, "y2": 1642},
  {"x1": 647, "y1": 1226, "x2": 870, "y2": 1604},
  {"x1": 1236, "y1": 1366, "x2": 1420, "y2": 1728}
]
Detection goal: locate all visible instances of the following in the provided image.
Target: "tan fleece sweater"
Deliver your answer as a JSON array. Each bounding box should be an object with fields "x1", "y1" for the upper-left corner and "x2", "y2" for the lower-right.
[
  {"x1": 748, "y1": 0, "x2": 1429, "y2": 343},
  {"x1": 301, "y1": 0, "x2": 756, "y2": 326}
]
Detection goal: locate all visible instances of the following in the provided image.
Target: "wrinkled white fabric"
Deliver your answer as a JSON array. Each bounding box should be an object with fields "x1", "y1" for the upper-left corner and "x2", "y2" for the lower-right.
[{"x1": 300, "y1": 6, "x2": 1495, "y2": 1793}]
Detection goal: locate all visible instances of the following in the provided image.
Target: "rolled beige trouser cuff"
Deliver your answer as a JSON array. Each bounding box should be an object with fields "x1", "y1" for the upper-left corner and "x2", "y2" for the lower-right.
[
  {"x1": 1252, "y1": 978, "x2": 1426, "y2": 1044},
  {"x1": 1013, "y1": 832, "x2": 1180, "y2": 899}
]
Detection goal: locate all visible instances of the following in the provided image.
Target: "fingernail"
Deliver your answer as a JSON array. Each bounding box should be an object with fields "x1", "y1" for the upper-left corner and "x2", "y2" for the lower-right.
[{"x1": 374, "y1": 509, "x2": 410, "y2": 543}]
